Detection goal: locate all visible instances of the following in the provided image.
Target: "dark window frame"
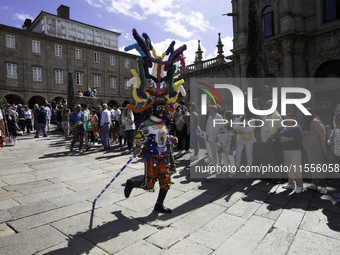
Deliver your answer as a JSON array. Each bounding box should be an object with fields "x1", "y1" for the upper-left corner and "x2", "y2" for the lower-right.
[
  {"x1": 262, "y1": 6, "x2": 274, "y2": 38},
  {"x1": 322, "y1": 0, "x2": 340, "y2": 24}
]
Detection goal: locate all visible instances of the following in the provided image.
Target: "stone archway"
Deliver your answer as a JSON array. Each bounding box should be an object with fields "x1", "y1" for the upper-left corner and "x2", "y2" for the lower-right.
[
  {"x1": 122, "y1": 100, "x2": 131, "y2": 107},
  {"x1": 315, "y1": 59, "x2": 340, "y2": 78},
  {"x1": 28, "y1": 96, "x2": 46, "y2": 109},
  {"x1": 53, "y1": 96, "x2": 65, "y2": 105},
  {"x1": 4, "y1": 94, "x2": 24, "y2": 105},
  {"x1": 108, "y1": 100, "x2": 119, "y2": 107}
]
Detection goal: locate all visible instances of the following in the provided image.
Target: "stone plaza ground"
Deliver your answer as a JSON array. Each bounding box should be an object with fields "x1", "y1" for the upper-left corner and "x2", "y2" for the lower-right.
[{"x1": 1, "y1": 127, "x2": 340, "y2": 254}]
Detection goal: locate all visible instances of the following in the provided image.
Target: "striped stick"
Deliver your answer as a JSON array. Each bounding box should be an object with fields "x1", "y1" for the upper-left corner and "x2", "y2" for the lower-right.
[{"x1": 93, "y1": 150, "x2": 140, "y2": 203}]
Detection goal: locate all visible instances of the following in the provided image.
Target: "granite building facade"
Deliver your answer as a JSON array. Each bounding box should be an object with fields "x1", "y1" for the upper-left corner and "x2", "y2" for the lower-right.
[
  {"x1": 181, "y1": 0, "x2": 340, "y2": 111},
  {"x1": 1, "y1": 5, "x2": 137, "y2": 108}
]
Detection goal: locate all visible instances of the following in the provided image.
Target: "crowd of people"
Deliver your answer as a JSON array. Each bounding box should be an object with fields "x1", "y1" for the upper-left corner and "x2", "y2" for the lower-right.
[
  {"x1": 1, "y1": 97, "x2": 340, "y2": 202},
  {"x1": 194, "y1": 99, "x2": 340, "y2": 201}
]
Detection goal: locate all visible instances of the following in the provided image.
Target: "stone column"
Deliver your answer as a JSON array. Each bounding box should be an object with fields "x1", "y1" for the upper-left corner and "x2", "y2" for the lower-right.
[{"x1": 282, "y1": 37, "x2": 294, "y2": 78}]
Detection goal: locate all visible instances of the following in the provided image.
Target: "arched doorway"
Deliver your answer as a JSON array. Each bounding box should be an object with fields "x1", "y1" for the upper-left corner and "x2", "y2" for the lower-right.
[
  {"x1": 53, "y1": 96, "x2": 64, "y2": 105},
  {"x1": 314, "y1": 60, "x2": 340, "y2": 109},
  {"x1": 4, "y1": 94, "x2": 24, "y2": 105},
  {"x1": 28, "y1": 96, "x2": 45, "y2": 109},
  {"x1": 122, "y1": 100, "x2": 131, "y2": 107},
  {"x1": 108, "y1": 100, "x2": 119, "y2": 107},
  {"x1": 315, "y1": 60, "x2": 340, "y2": 78}
]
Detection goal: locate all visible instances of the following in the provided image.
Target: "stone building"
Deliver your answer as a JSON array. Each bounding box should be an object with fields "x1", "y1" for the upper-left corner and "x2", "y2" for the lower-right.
[
  {"x1": 1, "y1": 5, "x2": 137, "y2": 108},
  {"x1": 181, "y1": 0, "x2": 340, "y2": 113}
]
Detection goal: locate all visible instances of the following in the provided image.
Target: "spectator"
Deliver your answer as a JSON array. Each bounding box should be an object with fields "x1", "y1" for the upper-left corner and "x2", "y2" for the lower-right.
[
  {"x1": 45, "y1": 99, "x2": 51, "y2": 110},
  {"x1": 303, "y1": 109, "x2": 331, "y2": 194},
  {"x1": 218, "y1": 110, "x2": 235, "y2": 170},
  {"x1": 23, "y1": 106, "x2": 33, "y2": 133},
  {"x1": 100, "y1": 103, "x2": 111, "y2": 151},
  {"x1": 206, "y1": 105, "x2": 223, "y2": 166},
  {"x1": 328, "y1": 112, "x2": 340, "y2": 164},
  {"x1": 256, "y1": 99, "x2": 283, "y2": 182},
  {"x1": 233, "y1": 106, "x2": 257, "y2": 176},
  {"x1": 91, "y1": 109, "x2": 99, "y2": 145},
  {"x1": 113, "y1": 104, "x2": 121, "y2": 143},
  {"x1": 84, "y1": 88, "x2": 93, "y2": 97},
  {"x1": 69, "y1": 104, "x2": 86, "y2": 154},
  {"x1": 201, "y1": 100, "x2": 213, "y2": 164},
  {"x1": 62, "y1": 104, "x2": 71, "y2": 138},
  {"x1": 92, "y1": 86, "x2": 98, "y2": 97},
  {"x1": 33, "y1": 104, "x2": 39, "y2": 130},
  {"x1": 17, "y1": 104, "x2": 25, "y2": 131},
  {"x1": 279, "y1": 113, "x2": 304, "y2": 193},
  {"x1": 52, "y1": 100, "x2": 57, "y2": 117},
  {"x1": 174, "y1": 100, "x2": 190, "y2": 156},
  {"x1": 34, "y1": 106, "x2": 48, "y2": 138},
  {"x1": 56, "y1": 105, "x2": 63, "y2": 133},
  {"x1": 45, "y1": 104, "x2": 51, "y2": 132},
  {"x1": 108, "y1": 104, "x2": 115, "y2": 142},
  {"x1": 122, "y1": 107, "x2": 136, "y2": 153},
  {"x1": 76, "y1": 89, "x2": 83, "y2": 97},
  {"x1": 117, "y1": 107, "x2": 126, "y2": 147},
  {"x1": 5, "y1": 109, "x2": 20, "y2": 143},
  {"x1": 81, "y1": 104, "x2": 90, "y2": 150},
  {"x1": 0, "y1": 109, "x2": 4, "y2": 148},
  {"x1": 189, "y1": 102, "x2": 201, "y2": 161},
  {"x1": 0, "y1": 109, "x2": 5, "y2": 136}
]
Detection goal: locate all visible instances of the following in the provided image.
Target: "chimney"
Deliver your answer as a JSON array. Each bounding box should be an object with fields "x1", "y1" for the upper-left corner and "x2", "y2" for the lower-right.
[
  {"x1": 57, "y1": 5, "x2": 70, "y2": 19},
  {"x1": 22, "y1": 18, "x2": 32, "y2": 30}
]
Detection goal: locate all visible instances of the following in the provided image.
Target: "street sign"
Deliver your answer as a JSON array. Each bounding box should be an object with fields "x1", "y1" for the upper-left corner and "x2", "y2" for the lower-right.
[{"x1": 0, "y1": 97, "x2": 7, "y2": 109}]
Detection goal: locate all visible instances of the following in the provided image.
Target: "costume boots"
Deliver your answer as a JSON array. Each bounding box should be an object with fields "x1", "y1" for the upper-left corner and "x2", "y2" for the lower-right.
[
  {"x1": 154, "y1": 188, "x2": 172, "y2": 213},
  {"x1": 124, "y1": 179, "x2": 142, "y2": 198}
]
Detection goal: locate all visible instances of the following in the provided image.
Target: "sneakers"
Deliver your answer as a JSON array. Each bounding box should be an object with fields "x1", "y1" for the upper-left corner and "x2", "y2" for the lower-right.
[
  {"x1": 332, "y1": 192, "x2": 340, "y2": 198},
  {"x1": 177, "y1": 150, "x2": 183, "y2": 156},
  {"x1": 307, "y1": 183, "x2": 327, "y2": 194},
  {"x1": 205, "y1": 157, "x2": 213, "y2": 164},
  {"x1": 70, "y1": 145, "x2": 73, "y2": 152},
  {"x1": 283, "y1": 184, "x2": 295, "y2": 189},
  {"x1": 307, "y1": 183, "x2": 317, "y2": 190},
  {"x1": 124, "y1": 179, "x2": 133, "y2": 198},
  {"x1": 190, "y1": 156, "x2": 199, "y2": 161},
  {"x1": 320, "y1": 187, "x2": 328, "y2": 194},
  {"x1": 185, "y1": 150, "x2": 191, "y2": 154},
  {"x1": 295, "y1": 187, "x2": 303, "y2": 194},
  {"x1": 79, "y1": 149, "x2": 84, "y2": 154}
]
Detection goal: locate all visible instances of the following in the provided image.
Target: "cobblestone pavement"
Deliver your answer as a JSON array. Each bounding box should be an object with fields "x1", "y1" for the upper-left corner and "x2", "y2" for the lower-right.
[{"x1": 1, "y1": 128, "x2": 340, "y2": 254}]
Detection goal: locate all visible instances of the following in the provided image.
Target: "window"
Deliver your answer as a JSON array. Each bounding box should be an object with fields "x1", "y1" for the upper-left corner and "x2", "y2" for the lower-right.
[
  {"x1": 76, "y1": 72, "x2": 83, "y2": 85},
  {"x1": 124, "y1": 78, "x2": 130, "y2": 90},
  {"x1": 262, "y1": 6, "x2": 274, "y2": 38},
  {"x1": 33, "y1": 67, "x2": 42, "y2": 81},
  {"x1": 32, "y1": 40, "x2": 40, "y2": 53},
  {"x1": 124, "y1": 59, "x2": 130, "y2": 68},
  {"x1": 55, "y1": 70, "x2": 63, "y2": 83},
  {"x1": 94, "y1": 52, "x2": 100, "y2": 63},
  {"x1": 6, "y1": 35, "x2": 15, "y2": 48},
  {"x1": 323, "y1": 0, "x2": 340, "y2": 23},
  {"x1": 7, "y1": 63, "x2": 17, "y2": 79},
  {"x1": 110, "y1": 55, "x2": 116, "y2": 66},
  {"x1": 75, "y1": 49, "x2": 82, "y2": 60},
  {"x1": 94, "y1": 74, "x2": 100, "y2": 87},
  {"x1": 110, "y1": 76, "x2": 116, "y2": 88},
  {"x1": 55, "y1": 45, "x2": 62, "y2": 56}
]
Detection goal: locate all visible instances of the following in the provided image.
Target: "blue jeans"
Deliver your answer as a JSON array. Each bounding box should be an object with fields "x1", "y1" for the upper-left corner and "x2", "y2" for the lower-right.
[
  {"x1": 102, "y1": 123, "x2": 110, "y2": 150},
  {"x1": 124, "y1": 130, "x2": 135, "y2": 150},
  {"x1": 36, "y1": 123, "x2": 47, "y2": 137}
]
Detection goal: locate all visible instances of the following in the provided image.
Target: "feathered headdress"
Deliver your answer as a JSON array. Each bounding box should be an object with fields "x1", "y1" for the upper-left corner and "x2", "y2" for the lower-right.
[{"x1": 124, "y1": 28, "x2": 187, "y2": 113}]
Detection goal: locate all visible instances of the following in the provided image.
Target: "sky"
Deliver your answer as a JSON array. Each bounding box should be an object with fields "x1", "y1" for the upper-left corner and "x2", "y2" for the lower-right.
[{"x1": 0, "y1": 0, "x2": 234, "y2": 65}]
